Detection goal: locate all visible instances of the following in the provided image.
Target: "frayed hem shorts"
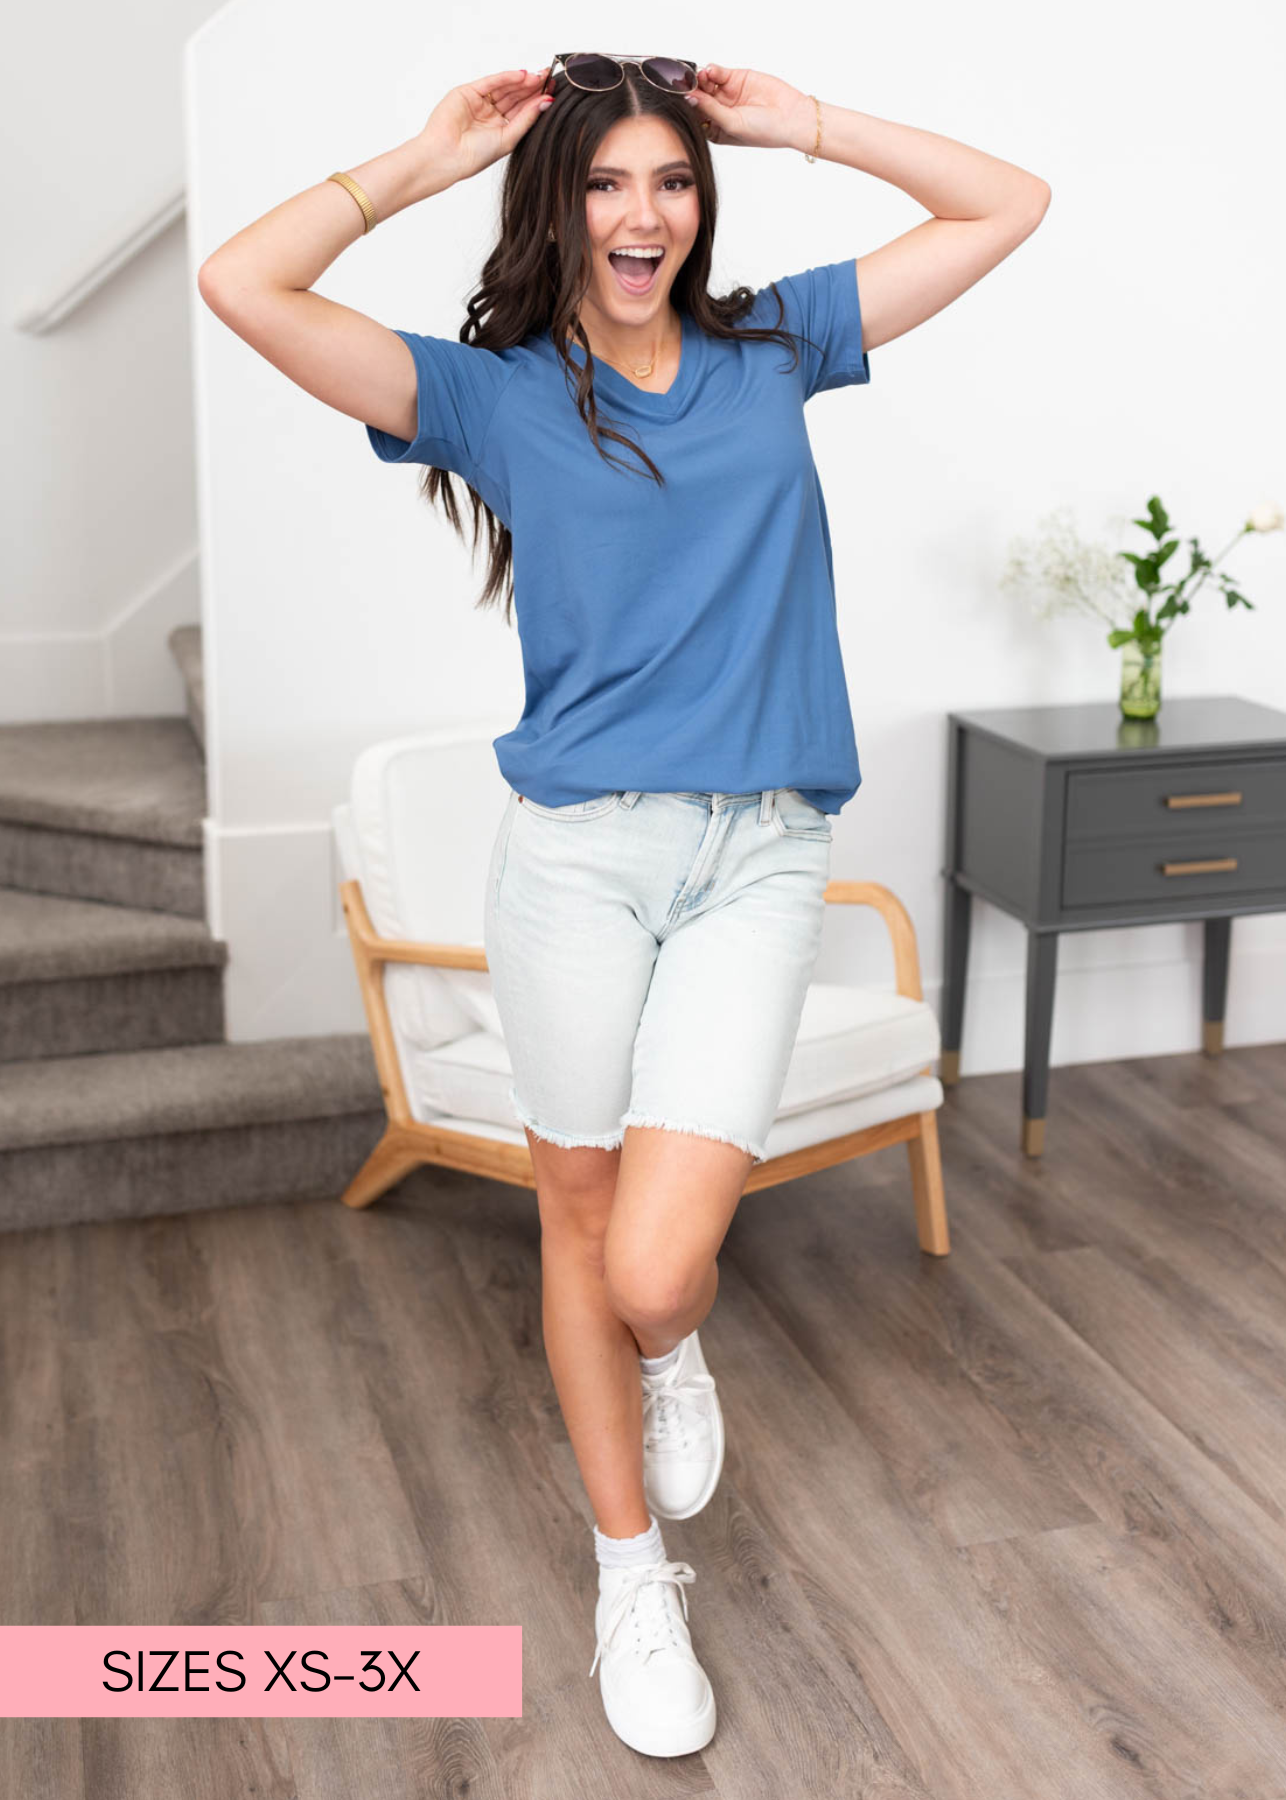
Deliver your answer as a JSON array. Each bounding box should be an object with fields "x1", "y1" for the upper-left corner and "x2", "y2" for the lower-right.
[{"x1": 482, "y1": 787, "x2": 833, "y2": 1165}]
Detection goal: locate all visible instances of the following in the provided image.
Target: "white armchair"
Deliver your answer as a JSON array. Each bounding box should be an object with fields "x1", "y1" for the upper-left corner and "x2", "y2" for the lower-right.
[{"x1": 332, "y1": 723, "x2": 949, "y2": 1254}]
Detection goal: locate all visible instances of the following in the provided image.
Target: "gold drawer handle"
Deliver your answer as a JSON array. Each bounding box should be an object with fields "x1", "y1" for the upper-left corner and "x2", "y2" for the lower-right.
[
  {"x1": 1165, "y1": 791, "x2": 1243, "y2": 808},
  {"x1": 1160, "y1": 857, "x2": 1239, "y2": 876}
]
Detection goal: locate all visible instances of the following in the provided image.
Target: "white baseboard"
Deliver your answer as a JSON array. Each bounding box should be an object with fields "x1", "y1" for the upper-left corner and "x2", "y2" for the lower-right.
[
  {"x1": 0, "y1": 549, "x2": 199, "y2": 721},
  {"x1": 205, "y1": 816, "x2": 368, "y2": 1041}
]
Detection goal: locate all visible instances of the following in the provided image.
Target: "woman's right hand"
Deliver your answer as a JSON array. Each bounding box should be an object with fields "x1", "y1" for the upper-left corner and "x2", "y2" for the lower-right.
[{"x1": 418, "y1": 66, "x2": 554, "y2": 185}]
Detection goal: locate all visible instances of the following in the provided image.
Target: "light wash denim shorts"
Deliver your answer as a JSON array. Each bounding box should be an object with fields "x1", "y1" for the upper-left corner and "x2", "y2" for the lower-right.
[{"x1": 482, "y1": 787, "x2": 833, "y2": 1164}]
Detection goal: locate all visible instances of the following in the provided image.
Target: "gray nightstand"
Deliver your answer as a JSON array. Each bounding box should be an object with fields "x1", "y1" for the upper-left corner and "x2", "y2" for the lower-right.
[{"x1": 941, "y1": 695, "x2": 1286, "y2": 1155}]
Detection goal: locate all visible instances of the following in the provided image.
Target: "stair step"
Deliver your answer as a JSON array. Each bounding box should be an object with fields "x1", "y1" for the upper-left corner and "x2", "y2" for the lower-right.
[
  {"x1": 0, "y1": 1034, "x2": 381, "y2": 1149},
  {"x1": 0, "y1": 718, "x2": 206, "y2": 914},
  {"x1": 167, "y1": 623, "x2": 205, "y2": 755},
  {"x1": 0, "y1": 709, "x2": 391, "y2": 1233},
  {"x1": 0, "y1": 888, "x2": 227, "y2": 1061},
  {"x1": 0, "y1": 717, "x2": 205, "y2": 845},
  {"x1": 0, "y1": 1035, "x2": 387, "y2": 1233},
  {"x1": 0, "y1": 887, "x2": 225, "y2": 982}
]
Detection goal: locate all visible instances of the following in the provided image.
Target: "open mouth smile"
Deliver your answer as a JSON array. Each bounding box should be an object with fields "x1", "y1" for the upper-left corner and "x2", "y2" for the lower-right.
[{"x1": 607, "y1": 247, "x2": 665, "y2": 294}]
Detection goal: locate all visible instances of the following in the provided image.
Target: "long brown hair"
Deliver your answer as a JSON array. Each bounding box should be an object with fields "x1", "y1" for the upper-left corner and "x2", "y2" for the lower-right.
[{"x1": 422, "y1": 66, "x2": 810, "y2": 627}]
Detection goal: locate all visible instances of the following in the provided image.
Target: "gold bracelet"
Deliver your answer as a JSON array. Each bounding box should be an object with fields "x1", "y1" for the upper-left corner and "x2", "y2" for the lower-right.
[
  {"x1": 803, "y1": 94, "x2": 823, "y2": 163},
  {"x1": 327, "y1": 170, "x2": 377, "y2": 233}
]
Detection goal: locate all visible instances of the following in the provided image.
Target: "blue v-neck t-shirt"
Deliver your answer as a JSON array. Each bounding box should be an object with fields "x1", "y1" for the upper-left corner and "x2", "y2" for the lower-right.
[{"x1": 365, "y1": 257, "x2": 871, "y2": 813}]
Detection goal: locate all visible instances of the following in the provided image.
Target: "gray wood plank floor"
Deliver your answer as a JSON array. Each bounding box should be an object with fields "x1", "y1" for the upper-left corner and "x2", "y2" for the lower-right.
[{"x1": 4, "y1": 1043, "x2": 1286, "y2": 1798}]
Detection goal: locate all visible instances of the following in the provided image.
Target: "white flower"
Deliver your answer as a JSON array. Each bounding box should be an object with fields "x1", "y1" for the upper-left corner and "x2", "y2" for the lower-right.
[
  {"x1": 1247, "y1": 501, "x2": 1284, "y2": 533},
  {"x1": 999, "y1": 506, "x2": 1137, "y2": 628}
]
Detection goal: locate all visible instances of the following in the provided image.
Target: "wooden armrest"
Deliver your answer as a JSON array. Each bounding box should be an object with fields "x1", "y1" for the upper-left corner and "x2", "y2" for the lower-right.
[
  {"x1": 339, "y1": 878, "x2": 488, "y2": 972},
  {"x1": 341, "y1": 876, "x2": 922, "y2": 990},
  {"x1": 823, "y1": 879, "x2": 923, "y2": 1002},
  {"x1": 341, "y1": 873, "x2": 923, "y2": 997}
]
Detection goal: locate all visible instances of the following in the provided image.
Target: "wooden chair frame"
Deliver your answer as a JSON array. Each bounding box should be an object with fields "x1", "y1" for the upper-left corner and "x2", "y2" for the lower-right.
[{"x1": 337, "y1": 876, "x2": 949, "y2": 1255}]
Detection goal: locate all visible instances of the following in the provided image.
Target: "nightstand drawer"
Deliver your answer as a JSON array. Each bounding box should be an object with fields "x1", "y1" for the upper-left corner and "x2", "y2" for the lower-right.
[
  {"x1": 1065, "y1": 757, "x2": 1286, "y2": 841},
  {"x1": 1062, "y1": 829, "x2": 1286, "y2": 909}
]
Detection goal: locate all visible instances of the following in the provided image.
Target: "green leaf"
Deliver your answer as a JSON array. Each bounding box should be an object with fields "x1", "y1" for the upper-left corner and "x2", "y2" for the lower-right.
[
  {"x1": 1130, "y1": 495, "x2": 1171, "y2": 540},
  {"x1": 1107, "y1": 628, "x2": 1134, "y2": 647}
]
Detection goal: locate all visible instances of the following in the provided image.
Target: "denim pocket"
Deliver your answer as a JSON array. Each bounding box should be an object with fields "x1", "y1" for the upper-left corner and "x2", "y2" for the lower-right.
[
  {"x1": 492, "y1": 790, "x2": 520, "y2": 912},
  {"x1": 771, "y1": 787, "x2": 833, "y2": 841},
  {"x1": 518, "y1": 792, "x2": 624, "y2": 822}
]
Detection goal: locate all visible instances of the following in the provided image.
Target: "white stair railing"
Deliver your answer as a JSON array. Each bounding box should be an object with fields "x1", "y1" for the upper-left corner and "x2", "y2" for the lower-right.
[{"x1": 14, "y1": 187, "x2": 186, "y2": 334}]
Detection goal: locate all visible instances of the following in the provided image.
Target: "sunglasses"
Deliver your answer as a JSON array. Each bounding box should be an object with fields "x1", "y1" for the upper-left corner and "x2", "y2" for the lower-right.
[{"x1": 542, "y1": 53, "x2": 699, "y2": 97}]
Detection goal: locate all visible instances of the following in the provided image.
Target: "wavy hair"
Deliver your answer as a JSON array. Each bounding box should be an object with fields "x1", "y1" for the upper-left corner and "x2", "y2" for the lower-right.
[{"x1": 422, "y1": 66, "x2": 810, "y2": 627}]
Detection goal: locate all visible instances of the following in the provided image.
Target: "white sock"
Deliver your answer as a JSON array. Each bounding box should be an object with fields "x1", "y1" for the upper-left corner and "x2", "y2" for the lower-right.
[
  {"x1": 593, "y1": 1513, "x2": 666, "y2": 1570},
  {"x1": 640, "y1": 1342, "x2": 680, "y2": 1375}
]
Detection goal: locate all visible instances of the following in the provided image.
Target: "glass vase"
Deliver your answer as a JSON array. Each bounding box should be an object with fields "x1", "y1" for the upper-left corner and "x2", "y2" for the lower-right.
[{"x1": 1119, "y1": 639, "x2": 1162, "y2": 719}]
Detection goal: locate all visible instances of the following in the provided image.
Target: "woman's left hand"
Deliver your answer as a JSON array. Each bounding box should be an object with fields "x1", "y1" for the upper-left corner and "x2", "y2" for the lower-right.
[{"x1": 686, "y1": 64, "x2": 815, "y2": 151}]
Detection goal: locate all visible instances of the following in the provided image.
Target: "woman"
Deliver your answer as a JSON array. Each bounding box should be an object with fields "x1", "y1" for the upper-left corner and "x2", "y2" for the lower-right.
[{"x1": 198, "y1": 53, "x2": 1049, "y2": 1760}]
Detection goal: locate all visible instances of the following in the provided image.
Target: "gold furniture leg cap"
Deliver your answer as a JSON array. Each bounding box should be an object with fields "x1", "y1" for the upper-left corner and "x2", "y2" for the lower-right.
[
  {"x1": 940, "y1": 1050, "x2": 961, "y2": 1085},
  {"x1": 1202, "y1": 1019, "x2": 1224, "y2": 1056},
  {"x1": 1021, "y1": 1114, "x2": 1046, "y2": 1157}
]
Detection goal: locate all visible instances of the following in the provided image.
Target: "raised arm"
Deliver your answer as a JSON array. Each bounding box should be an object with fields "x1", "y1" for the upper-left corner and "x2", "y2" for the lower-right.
[
  {"x1": 196, "y1": 67, "x2": 553, "y2": 443},
  {"x1": 786, "y1": 99, "x2": 1050, "y2": 353},
  {"x1": 689, "y1": 65, "x2": 1051, "y2": 354}
]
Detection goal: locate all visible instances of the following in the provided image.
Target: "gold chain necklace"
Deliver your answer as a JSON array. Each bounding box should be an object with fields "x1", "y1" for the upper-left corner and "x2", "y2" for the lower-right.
[
  {"x1": 586, "y1": 324, "x2": 679, "y2": 381},
  {"x1": 564, "y1": 319, "x2": 679, "y2": 381},
  {"x1": 604, "y1": 350, "x2": 659, "y2": 377}
]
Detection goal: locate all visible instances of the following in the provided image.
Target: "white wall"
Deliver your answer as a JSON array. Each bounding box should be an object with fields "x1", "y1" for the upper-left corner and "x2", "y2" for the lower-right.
[
  {"x1": 1, "y1": 0, "x2": 228, "y2": 719},
  {"x1": 185, "y1": 0, "x2": 1286, "y2": 1062}
]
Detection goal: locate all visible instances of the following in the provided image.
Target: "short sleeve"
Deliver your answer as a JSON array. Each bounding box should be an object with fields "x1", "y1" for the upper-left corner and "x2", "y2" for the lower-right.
[
  {"x1": 365, "y1": 330, "x2": 514, "y2": 478},
  {"x1": 753, "y1": 257, "x2": 870, "y2": 401}
]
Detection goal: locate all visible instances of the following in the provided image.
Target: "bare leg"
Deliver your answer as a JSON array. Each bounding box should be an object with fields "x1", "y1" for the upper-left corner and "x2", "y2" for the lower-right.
[
  {"x1": 529, "y1": 1122, "x2": 752, "y2": 1540},
  {"x1": 528, "y1": 1130, "x2": 653, "y2": 1538},
  {"x1": 604, "y1": 1124, "x2": 752, "y2": 1352}
]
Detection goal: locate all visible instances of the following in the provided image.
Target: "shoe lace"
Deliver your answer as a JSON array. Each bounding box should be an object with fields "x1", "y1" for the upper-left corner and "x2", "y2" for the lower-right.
[
  {"x1": 589, "y1": 1559, "x2": 697, "y2": 1679},
  {"x1": 641, "y1": 1359, "x2": 716, "y2": 1457}
]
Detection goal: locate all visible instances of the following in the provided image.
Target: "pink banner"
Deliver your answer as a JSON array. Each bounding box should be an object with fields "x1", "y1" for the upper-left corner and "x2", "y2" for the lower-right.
[{"x1": 0, "y1": 1626, "x2": 521, "y2": 1717}]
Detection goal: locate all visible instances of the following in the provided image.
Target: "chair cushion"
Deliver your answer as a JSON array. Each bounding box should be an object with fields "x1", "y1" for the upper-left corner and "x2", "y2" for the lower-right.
[
  {"x1": 411, "y1": 1069, "x2": 945, "y2": 1162},
  {"x1": 406, "y1": 979, "x2": 939, "y2": 1131},
  {"x1": 777, "y1": 982, "x2": 940, "y2": 1113}
]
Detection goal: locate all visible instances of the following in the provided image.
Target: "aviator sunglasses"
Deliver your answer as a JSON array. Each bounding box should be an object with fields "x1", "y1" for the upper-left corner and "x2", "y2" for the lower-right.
[{"x1": 541, "y1": 53, "x2": 700, "y2": 98}]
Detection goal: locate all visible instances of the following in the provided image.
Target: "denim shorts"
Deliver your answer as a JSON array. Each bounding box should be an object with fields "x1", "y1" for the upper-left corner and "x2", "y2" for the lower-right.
[{"x1": 482, "y1": 787, "x2": 833, "y2": 1164}]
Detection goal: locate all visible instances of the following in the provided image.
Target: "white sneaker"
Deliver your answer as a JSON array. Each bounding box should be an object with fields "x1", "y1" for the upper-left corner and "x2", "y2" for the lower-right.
[
  {"x1": 590, "y1": 1558, "x2": 717, "y2": 1757},
  {"x1": 641, "y1": 1330, "x2": 725, "y2": 1521}
]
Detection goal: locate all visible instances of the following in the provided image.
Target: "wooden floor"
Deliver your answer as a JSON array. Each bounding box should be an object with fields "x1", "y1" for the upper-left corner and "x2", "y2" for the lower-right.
[{"x1": 5, "y1": 1041, "x2": 1286, "y2": 1798}]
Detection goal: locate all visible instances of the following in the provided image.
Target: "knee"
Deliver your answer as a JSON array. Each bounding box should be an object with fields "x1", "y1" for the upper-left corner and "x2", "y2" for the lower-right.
[{"x1": 603, "y1": 1249, "x2": 699, "y2": 1334}]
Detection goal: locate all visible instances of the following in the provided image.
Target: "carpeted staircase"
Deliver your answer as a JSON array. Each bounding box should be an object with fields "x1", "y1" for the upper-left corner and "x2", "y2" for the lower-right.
[{"x1": 0, "y1": 626, "x2": 386, "y2": 1233}]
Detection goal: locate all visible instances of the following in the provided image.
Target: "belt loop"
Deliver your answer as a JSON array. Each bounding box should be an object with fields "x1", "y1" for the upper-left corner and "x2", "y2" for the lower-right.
[
  {"x1": 621, "y1": 790, "x2": 641, "y2": 809},
  {"x1": 760, "y1": 789, "x2": 774, "y2": 824}
]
